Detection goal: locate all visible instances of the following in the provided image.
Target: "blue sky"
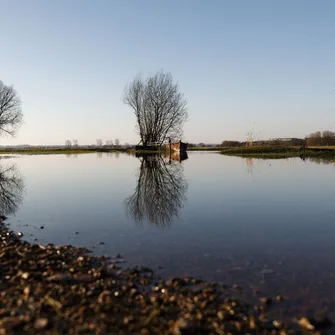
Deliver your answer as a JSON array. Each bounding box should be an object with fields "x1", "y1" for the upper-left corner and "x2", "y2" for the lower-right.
[{"x1": 1, "y1": 0, "x2": 334, "y2": 145}]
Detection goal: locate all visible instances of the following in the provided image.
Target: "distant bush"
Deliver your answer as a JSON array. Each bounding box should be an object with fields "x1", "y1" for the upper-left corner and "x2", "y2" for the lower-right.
[
  {"x1": 305, "y1": 131, "x2": 335, "y2": 146},
  {"x1": 221, "y1": 141, "x2": 242, "y2": 147}
]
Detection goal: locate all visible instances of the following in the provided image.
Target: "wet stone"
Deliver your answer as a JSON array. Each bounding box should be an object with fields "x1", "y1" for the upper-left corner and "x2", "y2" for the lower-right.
[
  {"x1": 259, "y1": 297, "x2": 273, "y2": 306},
  {"x1": 298, "y1": 317, "x2": 315, "y2": 331},
  {"x1": 0, "y1": 222, "x2": 332, "y2": 334},
  {"x1": 34, "y1": 318, "x2": 48, "y2": 329}
]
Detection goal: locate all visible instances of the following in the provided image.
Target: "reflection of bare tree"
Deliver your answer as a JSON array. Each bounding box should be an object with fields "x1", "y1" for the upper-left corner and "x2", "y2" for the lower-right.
[
  {"x1": 245, "y1": 157, "x2": 255, "y2": 175},
  {"x1": 243, "y1": 157, "x2": 264, "y2": 178},
  {"x1": 125, "y1": 155, "x2": 187, "y2": 228},
  {"x1": 104, "y1": 152, "x2": 121, "y2": 159},
  {"x1": 66, "y1": 153, "x2": 78, "y2": 159},
  {"x1": 0, "y1": 164, "x2": 24, "y2": 215}
]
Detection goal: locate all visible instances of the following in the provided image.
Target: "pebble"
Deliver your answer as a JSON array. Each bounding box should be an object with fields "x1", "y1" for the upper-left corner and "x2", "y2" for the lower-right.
[
  {"x1": 34, "y1": 318, "x2": 48, "y2": 329},
  {"x1": 298, "y1": 317, "x2": 315, "y2": 330},
  {"x1": 260, "y1": 269, "x2": 275, "y2": 275},
  {"x1": 0, "y1": 222, "x2": 332, "y2": 334}
]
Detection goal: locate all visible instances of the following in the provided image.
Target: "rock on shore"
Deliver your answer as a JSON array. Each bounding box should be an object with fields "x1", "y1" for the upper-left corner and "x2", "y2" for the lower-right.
[{"x1": 0, "y1": 221, "x2": 331, "y2": 334}]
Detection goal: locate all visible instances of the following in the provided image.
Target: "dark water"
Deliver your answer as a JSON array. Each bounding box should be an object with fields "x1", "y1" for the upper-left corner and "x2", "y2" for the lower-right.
[{"x1": 2, "y1": 152, "x2": 335, "y2": 315}]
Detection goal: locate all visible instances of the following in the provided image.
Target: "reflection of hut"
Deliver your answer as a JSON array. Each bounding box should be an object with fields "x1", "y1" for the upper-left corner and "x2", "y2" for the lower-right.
[{"x1": 165, "y1": 151, "x2": 188, "y2": 163}]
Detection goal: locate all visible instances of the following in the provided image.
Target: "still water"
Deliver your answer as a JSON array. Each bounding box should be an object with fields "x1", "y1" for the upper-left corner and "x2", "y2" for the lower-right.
[{"x1": 1, "y1": 152, "x2": 335, "y2": 313}]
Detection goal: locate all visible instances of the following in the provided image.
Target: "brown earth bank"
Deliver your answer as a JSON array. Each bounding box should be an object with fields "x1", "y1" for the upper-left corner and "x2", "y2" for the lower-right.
[{"x1": 0, "y1": 217, "x2": 333, "y2": 334}]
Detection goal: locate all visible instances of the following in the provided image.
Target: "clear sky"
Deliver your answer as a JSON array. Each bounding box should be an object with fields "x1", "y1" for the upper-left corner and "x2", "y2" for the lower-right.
[{"x1": 1, "y1": 0, "x2": 334, "y2": 145}]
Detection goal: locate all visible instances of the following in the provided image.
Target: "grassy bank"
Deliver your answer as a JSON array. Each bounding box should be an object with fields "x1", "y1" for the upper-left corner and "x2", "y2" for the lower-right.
[
  {"x1": 2, "y1": 145, "x2": 334, "y2": 158},
  {"x1": 129, "y1": 147, "x2": 223, "y2": 153},
  {"x1": 0, "y1": 146, "x2": 226, "y2": 156},
  {"x1": 0, "y1": 147, "x2": 130, "y2": 155},
  {"x1": 188, "y1": 146, "x2": 223, "y2": 151},
  {"x1": 220, "y1": 146, "x2": 335, "y2": 159}
]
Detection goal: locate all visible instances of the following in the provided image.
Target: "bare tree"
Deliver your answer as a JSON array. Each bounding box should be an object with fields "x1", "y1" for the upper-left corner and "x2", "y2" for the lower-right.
[
  {"x1": 246, "y1": 123, "x2": 261, "y2": 147},
  {"x1": 114, "y1": 138, "x2": 120, "y2": 147},
  {"x1": 96, "y1": 139, "x2": 103, "y2": 147},
  {"x1": 0, "y1": 81, "x2": 23, "y2": 137},
  {"x1": 65, "y1": 140, "x2": 72, "y2": 148},
  {"x1": 72, "y1": 139, "x2": 78, "y2": 147},
  {"x1": 322, "y1": 131, "x2": 335, "y2": 145},
  {"x1": 123, "y1": 71, "x2": 188, "y2": 146}
]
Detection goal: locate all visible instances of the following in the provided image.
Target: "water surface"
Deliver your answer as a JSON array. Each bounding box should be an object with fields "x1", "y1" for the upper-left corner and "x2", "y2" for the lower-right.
[{"x1": 2, "y1": 152, "x2": 335, "y2": 315}]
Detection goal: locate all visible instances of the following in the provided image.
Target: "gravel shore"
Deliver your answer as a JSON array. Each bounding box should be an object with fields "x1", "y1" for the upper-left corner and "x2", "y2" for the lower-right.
[{"x1": 0, "y1": 218, "x2": 332, "y2": 334}]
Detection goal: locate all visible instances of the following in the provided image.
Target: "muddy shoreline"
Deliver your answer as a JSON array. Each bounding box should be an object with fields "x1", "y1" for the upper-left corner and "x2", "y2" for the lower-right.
[{"x1": 0, "y1": 219, "x2": 332, "y2": 334}]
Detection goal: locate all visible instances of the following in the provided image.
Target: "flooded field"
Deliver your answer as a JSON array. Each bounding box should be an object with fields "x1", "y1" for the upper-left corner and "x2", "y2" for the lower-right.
[{"x1": 2, "y1": 152, "x2": 335, "y2": 317}]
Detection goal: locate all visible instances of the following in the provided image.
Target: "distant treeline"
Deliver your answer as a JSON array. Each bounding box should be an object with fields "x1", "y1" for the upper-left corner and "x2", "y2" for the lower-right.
[
  {"x1": 219, "y1": 130, "x2": 335, "y2": 147},
  {"x1": 305, "y1": 131, "x2": 335, "y2": 146},
  {"x1": 221, "y1": 138, "x2": 305, "y2": 147}
]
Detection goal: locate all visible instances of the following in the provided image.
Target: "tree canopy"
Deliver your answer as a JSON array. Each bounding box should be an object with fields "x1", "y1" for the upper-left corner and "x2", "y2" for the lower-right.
[
  {"x1": 123, "y1": 71, "x2": 188, "y2": 146},
  {"x1": 305, "y1": 130, "x2": 335, "y2": 146},
  {"x1": 0, "y1": 81, "x2": 23, "y2": 137}
]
